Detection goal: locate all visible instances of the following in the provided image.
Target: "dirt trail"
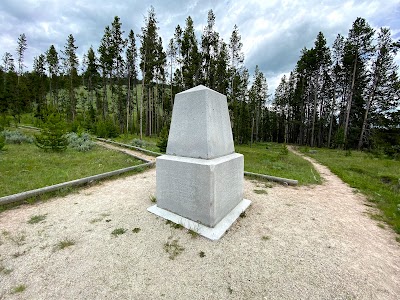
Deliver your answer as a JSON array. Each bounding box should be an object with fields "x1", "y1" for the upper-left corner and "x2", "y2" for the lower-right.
[
  {"x1": 96, "y1": 141, "x2": 157, "y2": 162},
  {"x1": 0, "y1": 147, "x2": 399, "y2": 299}
]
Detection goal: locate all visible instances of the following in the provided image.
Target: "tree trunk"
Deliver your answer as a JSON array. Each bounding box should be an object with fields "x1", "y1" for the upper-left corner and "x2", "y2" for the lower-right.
[
  {"x1": 344, "y1": 52, "x2": 357, "y2": 146},
  {"x1": 311, "y1": 83, "x2": 317, "y2": 147},
  {"x1": 328, "y1": 84, "x2": 336, "y2": 148},
  {"x1": 126, "y1": 71, "x2": 131, "y2": 134},
  {"x1": 358, "y1": 74, "x2": 379, "y2": 150}
]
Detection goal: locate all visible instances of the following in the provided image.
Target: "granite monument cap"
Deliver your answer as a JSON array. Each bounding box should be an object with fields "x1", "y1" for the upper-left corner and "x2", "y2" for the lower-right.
[{"x1": 166, "y1": 85, "x2": 234, "y2": 159}]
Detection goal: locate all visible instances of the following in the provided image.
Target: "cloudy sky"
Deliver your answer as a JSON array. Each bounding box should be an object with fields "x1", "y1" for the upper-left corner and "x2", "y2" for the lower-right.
[{"x1": 1, "y1": 0, "x2": 399, "y2": 95}]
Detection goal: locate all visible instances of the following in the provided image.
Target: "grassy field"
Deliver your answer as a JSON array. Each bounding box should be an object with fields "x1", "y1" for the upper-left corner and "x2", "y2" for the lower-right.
[
  {"x1": 236, "y1": 143, "x2": 321, "y2": 185},
  {"x1": 110, "y1": 137, "x2": 321, "y2": 185},
  {"x1": 113, "y1": 133, "x2": 160, "y2": 152},
  {"x1": 298, "y1": 147, "x2": 400, "y2": 236},
  {"x1": 0, "y1": 143, "x2": 142, "y2": 198}
]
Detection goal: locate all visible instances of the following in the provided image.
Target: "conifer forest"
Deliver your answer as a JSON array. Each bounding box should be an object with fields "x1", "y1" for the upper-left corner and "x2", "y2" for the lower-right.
[{"x1": 1, "y1": 7, "x2": 399, "y2": 154}]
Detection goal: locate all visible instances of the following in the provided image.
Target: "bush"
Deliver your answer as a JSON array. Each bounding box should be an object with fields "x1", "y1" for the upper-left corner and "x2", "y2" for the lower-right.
[
  {"x1": 95, "y1": 119, "x2": 119, "y2": 138},
  {"x1": 65, "y1": 132, "x2": 95, "y2": 152},
  {"x1": 35, "y1": 114, "x2": 68, "y2": 152},
  {"x1": 157, "y1": 126, "x2": 169, "y2": 153},
  {"x1": 132, "y1": 138, "x2": 148, "y2": 148},
  {"x1": 0, "y1": 134, "x2": 5, "y2": 150},
  {"x1": 278, "y1": 143, "x2": 289, "y2": 159},
  {"x1": 1, "y1": 130, "x2": 34, "y2": 144}
]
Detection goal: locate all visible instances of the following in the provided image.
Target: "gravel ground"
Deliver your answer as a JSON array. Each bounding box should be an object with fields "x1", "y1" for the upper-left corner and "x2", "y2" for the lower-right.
[{"x1": 0, "y1": 149, "x2": 399, "y2": 299}]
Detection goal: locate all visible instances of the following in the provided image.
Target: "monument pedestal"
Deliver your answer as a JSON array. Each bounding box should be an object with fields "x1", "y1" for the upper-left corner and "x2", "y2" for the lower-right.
[{"x1": 156, "y1": 153, "x2": 244, "y2": 228}]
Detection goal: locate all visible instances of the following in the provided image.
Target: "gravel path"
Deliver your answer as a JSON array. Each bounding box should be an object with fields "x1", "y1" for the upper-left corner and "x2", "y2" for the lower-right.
[{"x1": 0, "y1": 150, "x2": 399, "y2": 299}]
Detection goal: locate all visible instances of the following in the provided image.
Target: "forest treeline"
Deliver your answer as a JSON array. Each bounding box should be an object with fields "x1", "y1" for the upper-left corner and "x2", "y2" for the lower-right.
[{"x1": 0, "y1": 7, "x2": 399, "y2": 153}]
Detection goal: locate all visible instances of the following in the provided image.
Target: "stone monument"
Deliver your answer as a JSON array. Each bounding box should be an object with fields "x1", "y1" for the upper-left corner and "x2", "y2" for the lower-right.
[{"x1": 148, "y1": 85, "x2": 251, "y2": 240}]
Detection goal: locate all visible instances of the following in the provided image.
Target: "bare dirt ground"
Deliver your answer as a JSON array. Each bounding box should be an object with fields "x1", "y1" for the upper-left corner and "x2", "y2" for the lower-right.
[{"x1": 0, "y1": 147, "x2": 399, "y2": 299}]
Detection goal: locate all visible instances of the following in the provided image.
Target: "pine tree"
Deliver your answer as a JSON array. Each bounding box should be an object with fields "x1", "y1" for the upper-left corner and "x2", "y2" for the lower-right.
[
  {"x1": 16, "y1": 33, "x2": 27, "y2": 83},
  {"x1": 110, "y1": 16, "x2": 127, "y2": 132},
  {"x1": 126, "y1": 29, "x2": 138, "y2": 134},
  {"x1": 342, "y1": 18, "x2": 374, "y2": 147},
  {"x1": 249, "y1": 65, "x2": 268, "y2": 142},
  {"x1": 139, "y1": 6, "x2": 162, "y2": 137},
  {"x1": 201, "y1": 10, "x2": 219, "y2": 89},
  {"x1": 46, "y1": 45, "x2": 60, "y2": 108},
  {"x1": 32, "y1": 54, "x2": 47, "y2": 118},
  {"x1": 181, "y1": 16, "x2": 201, "y2": 89},
  {"x1": 62, "y1": 34, "x2": 79, "y2": 120},
  {"x1": 98, "y1": 25, "x2": 113, "y2": 119},
  {"x1": 83, "y1": 46, "x2": 99, "y2": 109},
  {"x1": 358, "y1": 27, "x2": 399, "y2": 149}
]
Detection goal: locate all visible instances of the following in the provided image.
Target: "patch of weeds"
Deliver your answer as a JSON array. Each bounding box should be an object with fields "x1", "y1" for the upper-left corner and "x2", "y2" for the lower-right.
[
  {"x1": 100, "y1": 213, "x2": 111, "y2": 217},
  {"x1": 188, "y1": 229, "x2": 199, "y2": 239},
  {"x1": 261, "y1": 235, "x2": 270, "y2": 241},
  {"x1": 199, "y1": 251, "x2": 206, "y2": 258},
  {"x1": 164, "y1": 237, "x2": 185, "y2": 260},
  {"x1": 89, "y1": 218, "x2": 103, "y2": 224},
  {"x1": 264, "y1": 182, "x2": 273, "y2": 188},
  {"x1": 111, "y1": 228, "x2": 127, "y2": 236},
  {"x1": 279, "y1": 144, "x2": 289, "y2": 157},
  {"x1": 54, "y1": 239, "x2": 75, "y2": 251},
  {"x1": 132, "y1": 227, "x2": 141, "y2": 233},
  {"x1": 228, "y1": 286, "x2": 233, "y2": 294},
  {"x1": 369, "y1": 214, "x2": 384, "y2": 221},
  {"x1": 239, "y1": 211, "x2": 246, "y2": 218},
  {"x1": 254, "y1": 189, "x2": 267, "y2": 194},
  {"x1": 0, "y1": 264, "x2": 13, "y2": 275},
  {"x1": 27, "y1": 214, "x2": 47, "y2": 224},
  {"x1": 377, "y1": 223, "x2": 385, "y2": 229},
  {"x1": 12, "y1": 251, "x2": 28, "y2": 258},
  {"x1": 396, "y1": 236, "x2": 400, "y2": 243},
  {"x1": 9, "y1": 232, "x2": 26, "y2": 246},
  {"x1": 166, "y1": 220, "x2": 184, "y2": 230},
  {"x1": 11, "y1": 284, "x2": 26, "y2": 294},
  {"x1": 150, "y1": 195, "x2": 157, "y2": 203}
]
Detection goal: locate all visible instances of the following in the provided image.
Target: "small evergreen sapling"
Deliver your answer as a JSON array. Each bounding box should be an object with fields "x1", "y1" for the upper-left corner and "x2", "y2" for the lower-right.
[
  {"x1": 157, "y1": 125, "x2": 169, "y2": 153},
  {"x1": 35, "y1": 113, "x2": 68, "y2": 152}
]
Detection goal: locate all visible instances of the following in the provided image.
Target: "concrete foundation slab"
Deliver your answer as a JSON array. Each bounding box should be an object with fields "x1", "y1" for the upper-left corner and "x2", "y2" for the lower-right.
[{"x1": 147, "y1": 199, "x2": 251, "y2": 241}]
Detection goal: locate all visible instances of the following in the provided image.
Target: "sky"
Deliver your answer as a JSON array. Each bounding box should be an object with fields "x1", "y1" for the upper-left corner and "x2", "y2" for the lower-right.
[{"x1": 1, "y1": 0, "x2": 399, "y2": 97}]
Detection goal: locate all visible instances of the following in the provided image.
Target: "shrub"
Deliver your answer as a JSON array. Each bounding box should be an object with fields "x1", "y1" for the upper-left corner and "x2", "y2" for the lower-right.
[
  {"x1": 35, "y1": 114, "x2": 68, "y2": 152},
  {"x1": 0, "y1": 134, "x2": 5, "y2": 150},
  {"x1": 65, "y1": 132, "x2": 95, "y2": 152},
  {"x1": 132, "y1": 138, "x2": 147, "y2": 148},
  {"x1": 157, "y1": 125, "x2": 169, "y2": 153},
  {"x1": 95, "y1": 118, "x2": 119, "y2": 138},
  {"x1": 1, "y1": 130, "x2": 34, "y2": 144}
]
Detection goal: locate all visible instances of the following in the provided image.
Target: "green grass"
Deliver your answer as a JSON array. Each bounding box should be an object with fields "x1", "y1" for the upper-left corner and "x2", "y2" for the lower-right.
[
  {"x1": 132, "y1": 227, "x2": 141, "y2": 233},
  {"x1": 54, "y1": 239, "x2": 75, "y2": 250},
  {"x1": 235, "y1": 142, "x2": 321, "y2": 185},
  {"x1": 113, "y1": 133, "x2": 160, "y2": 152},
  {"x1": 27, "y1": 214, "x2": 47, "y2": 224},
  {"x1": 0, "y1": 143, "x2": 142, "y2": 197},
  {"x1": 164, "y1": 238, "x2": 184, "y2": 260},
  {"x1": 11, "y1": 284, "x2": 26, "y2": 294},
  {"x1": 111, "y1": 228, "x2": 127, "y2": 236},
  {"x1": 299, "y1": 147, "x2": 400, "y2": 236}
]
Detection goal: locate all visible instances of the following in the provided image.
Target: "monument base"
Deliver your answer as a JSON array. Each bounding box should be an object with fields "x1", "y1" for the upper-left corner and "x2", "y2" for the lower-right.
[
  {"x1": 156, "y1": 153, "x2": 243, "y2": 227},
  {"x1": 147, "y1": 199, "x2": 251, "y2": 241}
]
